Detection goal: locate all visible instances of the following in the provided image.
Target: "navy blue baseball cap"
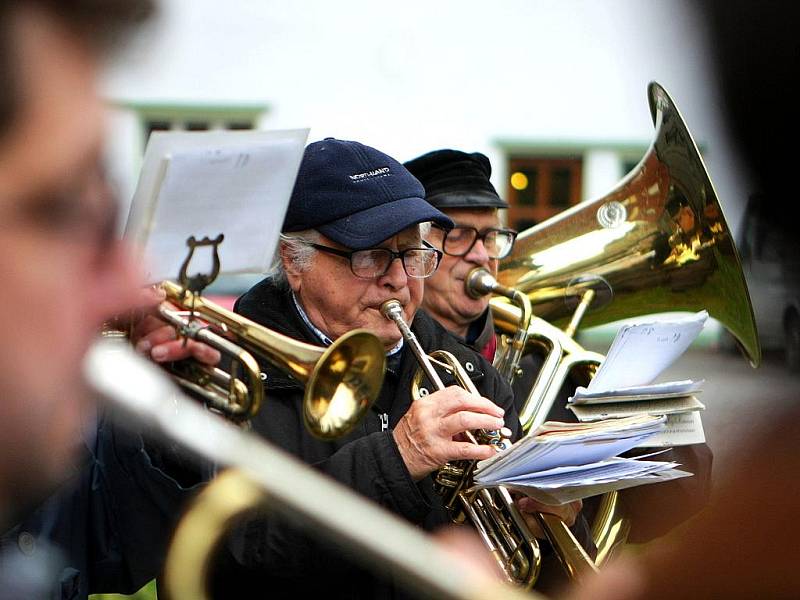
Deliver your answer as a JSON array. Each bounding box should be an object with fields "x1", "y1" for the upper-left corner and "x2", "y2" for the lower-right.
[{"x1": 283, "y1": 138, "x2": 454, "y2": 250}]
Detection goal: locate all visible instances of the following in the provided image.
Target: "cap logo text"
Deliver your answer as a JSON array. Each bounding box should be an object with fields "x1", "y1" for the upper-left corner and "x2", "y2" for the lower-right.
[{"x1": 350, "y1": 166, "x2": 391, "y2": 182}]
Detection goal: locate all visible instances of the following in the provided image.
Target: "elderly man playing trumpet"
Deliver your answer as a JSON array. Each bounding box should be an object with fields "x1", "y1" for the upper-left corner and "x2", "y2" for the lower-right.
[{"x1": 206, "y1": 138, "x2": 572, "y2": 598}]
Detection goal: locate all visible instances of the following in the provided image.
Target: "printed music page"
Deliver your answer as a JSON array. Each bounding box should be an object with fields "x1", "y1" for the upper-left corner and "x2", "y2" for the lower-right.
[
  {"x1": 124, "y1": 128, "x2": 309, "y2": 284},
  {"x1": 568, "y1": 395, "x2": 706, "y2": 421},
  {"x1": 584, "y1": 311, "x2": 708, "y2": 393},
  {"x1": 638, "y1": 411, "x2": 706, "y2": 447}
]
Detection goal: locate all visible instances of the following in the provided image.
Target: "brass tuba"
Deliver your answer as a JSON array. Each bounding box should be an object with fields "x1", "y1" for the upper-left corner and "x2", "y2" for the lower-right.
[
  {"x1": 482, "y1": 81, "x2": 760, "y2": 568},
  {"x1": 158, "y1": 280, "x2": 386, "y2": 437},
  {"x1": 496, "y1": 81, "x2": 760, "y2": 368}
]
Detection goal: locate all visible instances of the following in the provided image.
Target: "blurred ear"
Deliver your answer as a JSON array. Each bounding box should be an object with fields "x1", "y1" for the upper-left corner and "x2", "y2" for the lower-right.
[{"x1": 280, "y1": 243, "x2": 302, "y2": 292}]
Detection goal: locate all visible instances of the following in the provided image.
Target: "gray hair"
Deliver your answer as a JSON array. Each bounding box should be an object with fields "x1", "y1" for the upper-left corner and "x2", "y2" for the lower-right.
[{"x1": 270, "y1": 230, "x2": 321, "y2": 287}]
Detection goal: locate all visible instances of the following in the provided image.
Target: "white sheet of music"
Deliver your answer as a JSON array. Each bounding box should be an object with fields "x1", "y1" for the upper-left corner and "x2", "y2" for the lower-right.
[
  {"x1": 568, "y1": 395, "x2": 706, "y2": 421},
  {"x1": 638, "y1": 411, "x2": 706, "y2": 447},
  {"x1": 583, "y1": 310, "x2": 709, "y2": 393},
  {"x1": 125, "y1": 129, "x2": 309, "y2": 284},
  {"x1": 472, "y1": 415, "x2": 694, "y2": 504}
]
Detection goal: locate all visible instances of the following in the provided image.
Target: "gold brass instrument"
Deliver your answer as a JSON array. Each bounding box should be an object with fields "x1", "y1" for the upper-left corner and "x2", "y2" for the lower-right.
[
  {"x1": 381, "y1": 299, "x2": 555, "y2": 590},
  {"x1": 465, "y1": 267, "x2": 533, "y2": 387},
  {"x1": 86, "y1": 339, "x2": 540, "y2": 600},
  {"x1": 159, "y1": 280, "x2": 386, "y2": 438},
  {"x1": 481, "y1": 81, "x2": 760, "y2": 569},
  {"x1": 497, "y1": 81, "x2": 760, "y2": 367}
]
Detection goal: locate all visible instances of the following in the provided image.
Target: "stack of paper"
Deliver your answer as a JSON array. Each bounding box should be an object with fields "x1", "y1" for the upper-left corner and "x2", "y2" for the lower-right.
[
  {"x1": 567, "y1": 311, "x2": 709, "y2": 447},
  {"x1": 473, "y1": 415, "x2": 690, "y2": 505}
]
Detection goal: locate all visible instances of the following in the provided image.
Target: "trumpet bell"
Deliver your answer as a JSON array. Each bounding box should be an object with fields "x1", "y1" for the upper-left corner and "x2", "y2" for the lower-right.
[
  {"x1": 304, "y1": 329, "x2": 387, "y2": 439},
  {"x1": 498, "y1": 81, "x2": 761, "y2": 367}
]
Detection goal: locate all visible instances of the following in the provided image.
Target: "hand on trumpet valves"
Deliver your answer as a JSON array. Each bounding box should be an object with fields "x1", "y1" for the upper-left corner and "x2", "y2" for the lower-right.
[
  {"x1": 128, "y1": 286, "x2": 221, "y2": 366},
  {"x1": 392, "y1": 386, "x2": 510, "y2": 481},
  {"x1": 516, "y1": 496, "x2": 583, "y2": 538}
]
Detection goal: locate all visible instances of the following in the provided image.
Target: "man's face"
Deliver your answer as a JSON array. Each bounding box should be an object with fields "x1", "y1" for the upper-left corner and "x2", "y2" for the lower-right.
[
  {"x1": 285, "y1": 226, "x2": 426, "y2": 350},
  {"x1": 0, "y1": 9, "x2": 140, "y2": 502},
  {"x1": 422, "y1": 208, "x2": 500, "y2": 337}
]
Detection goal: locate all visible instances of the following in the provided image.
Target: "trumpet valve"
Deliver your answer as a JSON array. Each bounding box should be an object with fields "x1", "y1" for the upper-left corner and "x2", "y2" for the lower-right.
[{"x1": 435, "y1": 463, "x2": 465, "y2": 489}]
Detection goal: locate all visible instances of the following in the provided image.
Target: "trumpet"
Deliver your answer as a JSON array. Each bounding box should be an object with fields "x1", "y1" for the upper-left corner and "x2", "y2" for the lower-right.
[
  {"x1": 465, "y1": 268, "x2": 600, "y2": 582},
  {"x1": 86, "y1": 338, "x2": 540, "y2": 600},
  {"x1": 158, "y1": 280, "x2": 386, "y2": 438},
  {"x1": 380, "y1": 299, "x2": 547, "y2": 589}
]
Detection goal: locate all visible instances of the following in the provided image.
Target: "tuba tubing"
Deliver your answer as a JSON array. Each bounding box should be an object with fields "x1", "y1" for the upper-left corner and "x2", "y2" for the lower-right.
[{"x1": 465, "y1": 271, "x2": 600, "y2": 582}]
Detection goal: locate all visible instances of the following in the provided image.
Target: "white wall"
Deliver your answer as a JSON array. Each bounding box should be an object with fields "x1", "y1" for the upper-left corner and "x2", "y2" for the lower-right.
[
  {"x1": 102, "y1": 0, "x2": 759, "y2": 343},
  {"x1": 102, "y1": 0, "x2": 755, "y2": 232}
]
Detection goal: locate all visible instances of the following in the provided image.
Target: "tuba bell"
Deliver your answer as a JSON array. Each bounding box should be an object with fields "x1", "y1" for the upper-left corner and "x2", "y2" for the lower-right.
[
  {"x1": 479, "y1": 81, "x2": 760, "y2": 569},
  {"x1": 496, "y1": 81, "x2": 760, "y2": 368}
]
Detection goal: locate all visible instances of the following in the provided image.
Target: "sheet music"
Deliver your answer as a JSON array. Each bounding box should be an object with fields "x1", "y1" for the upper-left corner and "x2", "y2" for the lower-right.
[
  {"x1": 570, "y1": 380, "x2": 705, "y2": 404},
  {"x1": 474, "y1": 415, "x2": 669, "y2": 482},
  {"x1": 585, "y1": 311, "x2": 708, "y2": 392},
  {"x1": 124, "y1": 129, "x2": 309, "y2": 284},
  {"x1": 637, "y1": 411, "x2": 706, "y2": 447},
  {"x1": 480, "y1": 468, "x2": 692, "y2": 505},
  {"x1": 568, "y1": 395, "x2": 705, "y2": 421}
]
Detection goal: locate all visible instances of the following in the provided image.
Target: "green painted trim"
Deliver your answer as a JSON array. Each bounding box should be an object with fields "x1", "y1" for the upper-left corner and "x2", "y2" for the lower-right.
[
  {"x1": 107, "y1": 100, "x2": 269, "y2": 120},
  {"x1": 493, "y1": 137, "x2": 707, "y2": 157}
]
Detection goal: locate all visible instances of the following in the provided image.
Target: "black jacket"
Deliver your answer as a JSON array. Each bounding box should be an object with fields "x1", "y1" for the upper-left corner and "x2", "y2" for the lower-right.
[
  {"x1": 210, "y1": 277, "x2": 518, "y2": 599},
  {"x1": 0, "y1": 412, "x2": 206, "y2": 600}
]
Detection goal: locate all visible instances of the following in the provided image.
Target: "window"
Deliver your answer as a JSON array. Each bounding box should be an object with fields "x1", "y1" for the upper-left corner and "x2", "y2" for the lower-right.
[
  {"x1": 127, "y1": 103, "x2": 269, "y2": 152},
  {"x1": 506, "y1": 157, "x2": 582, "y2": 230}
]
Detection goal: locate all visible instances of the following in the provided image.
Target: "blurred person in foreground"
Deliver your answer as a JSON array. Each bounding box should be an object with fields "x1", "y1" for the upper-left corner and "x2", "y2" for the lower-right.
[
  {"x1": 563, "y1": 1, "x2": 800, "y2": 598},
  {"x1": 210, "y1": 138, "x2": 581, "y2": 599},
  {"x1": 405, "y1": 149, "x2": 714, "y2": 593},
  {"x1": 0, "y1": 2, "x2": 219, "y2": 598}
]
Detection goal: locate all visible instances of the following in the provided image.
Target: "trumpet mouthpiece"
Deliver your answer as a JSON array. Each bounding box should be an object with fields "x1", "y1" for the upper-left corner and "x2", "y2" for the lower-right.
[{"x1": 380, "y1": 299, "x2": 404, "y2": 320}]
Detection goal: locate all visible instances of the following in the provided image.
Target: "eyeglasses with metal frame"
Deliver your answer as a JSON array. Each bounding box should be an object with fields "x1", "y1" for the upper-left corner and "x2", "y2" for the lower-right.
[
  {"x1": 293, "y1": 240, "x2": 443, "y2": 279},
  {"x1": 432, "y1": 225, "x2": 518, "y2": 259}
]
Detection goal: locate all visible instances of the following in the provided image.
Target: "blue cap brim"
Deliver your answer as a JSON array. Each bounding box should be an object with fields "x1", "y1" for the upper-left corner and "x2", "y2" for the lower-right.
[{"x1": 318, "y1": 196, "x2": 454, "y2": 250}]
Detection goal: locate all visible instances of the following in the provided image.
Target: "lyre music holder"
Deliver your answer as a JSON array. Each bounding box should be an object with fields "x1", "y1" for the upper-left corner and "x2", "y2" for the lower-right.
[{"x1": 176, "y1": 234, "x2": 224, "y2": 330}]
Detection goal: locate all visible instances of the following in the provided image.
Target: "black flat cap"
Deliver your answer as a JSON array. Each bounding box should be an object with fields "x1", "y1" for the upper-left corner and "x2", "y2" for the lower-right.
[{"x1": 403, "y1": 149, "x2": 508, "y2": 209}]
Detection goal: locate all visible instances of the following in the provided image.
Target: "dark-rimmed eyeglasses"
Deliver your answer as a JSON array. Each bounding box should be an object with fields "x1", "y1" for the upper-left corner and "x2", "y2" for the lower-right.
[
  {"x1": 299, "y1": 241, "x2": 443, "y2": 279},
  {"x1": 432, "y1": 226, "x2": 517, "y2": 259}
]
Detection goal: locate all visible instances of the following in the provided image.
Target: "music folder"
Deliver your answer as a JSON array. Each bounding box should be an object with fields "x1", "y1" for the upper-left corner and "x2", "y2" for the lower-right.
[{"x1": 123, "y1": 128, "x2": 309, "y2": 284}]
